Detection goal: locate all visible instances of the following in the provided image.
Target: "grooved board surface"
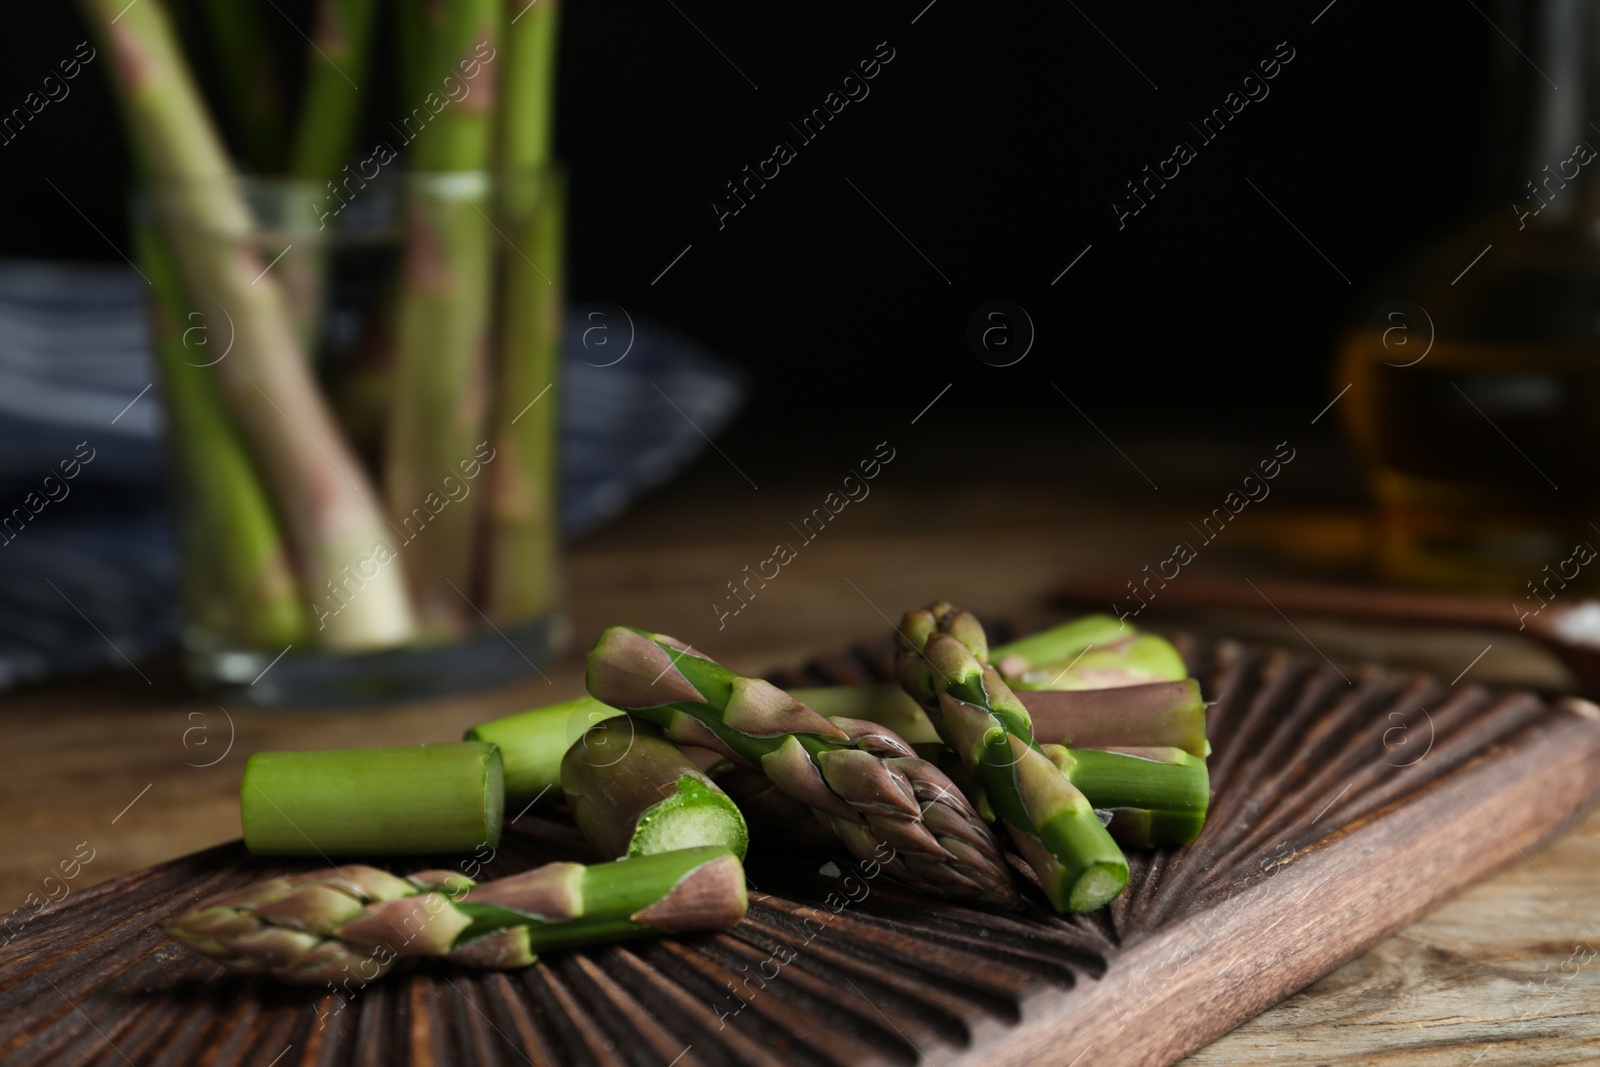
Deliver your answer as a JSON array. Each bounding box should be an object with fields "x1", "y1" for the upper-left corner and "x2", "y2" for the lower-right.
[{"x1": 3, "y1": 629, "x2": 1599, "y2": 1067}]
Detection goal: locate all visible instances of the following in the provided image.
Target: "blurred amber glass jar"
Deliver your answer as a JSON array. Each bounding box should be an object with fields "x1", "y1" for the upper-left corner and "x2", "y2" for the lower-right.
[{"x1": 1336, "y1": 1, "x2": 1600, "y2": 594}]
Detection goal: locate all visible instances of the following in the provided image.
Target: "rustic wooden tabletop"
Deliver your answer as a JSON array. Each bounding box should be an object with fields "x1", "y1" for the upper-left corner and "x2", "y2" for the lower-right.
[{"x1": 2, "y1": 461, "x2": 1596, "y2": 1065}]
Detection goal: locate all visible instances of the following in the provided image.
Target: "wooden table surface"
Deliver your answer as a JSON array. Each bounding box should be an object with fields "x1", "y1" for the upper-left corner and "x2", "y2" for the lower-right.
[{"x1": 2, "y1": 460, "x2": 1596, "y2": 1065}]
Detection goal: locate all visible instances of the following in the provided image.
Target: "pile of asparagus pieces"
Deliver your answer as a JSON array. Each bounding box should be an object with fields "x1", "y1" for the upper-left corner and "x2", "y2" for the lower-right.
[
  {"x1": 81, "y1": 0, "x2": 564, "y2": 651},
  {"x1": 168, "y1": 606, "x2": 1211, "y2": 984}
]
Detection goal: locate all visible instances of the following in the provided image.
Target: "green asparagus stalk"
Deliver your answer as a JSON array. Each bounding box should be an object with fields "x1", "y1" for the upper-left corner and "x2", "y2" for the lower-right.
[
  {"x1": 166, "y1": 847, "x2": 748, "y2": 984},
  {"x1": 483, "y1": 0, "x2": 563, "y2": 622},
  {"x1": 990, "y1": 615, "x2": 1187, "y2": 691},
  {"x1": 264, "y1": 0, "x2": 381, "y2": 351},
  {"x1": 1015, "y1": 681, "x2": 1210, "y2": 758},
  {"x1": 241, "y1": 742, "x2": 503, "y2": 855},
  {"x1": 562, "y1": 718, "x2": 748, "y2": 860},
  {"x1": 988, "y1": 614, "x2": 1132, "y2": 673},
  {"x1": 137, "y1": 219, "x2": 307, "y2": 648},
  {"x1": 195, "y1": 0, "x2": 289, "y2": 172},
  {"x1": 1042, "y1": 745, "x2": 1210, "y2": 848},
  {"x1": 898, "y1": 604, "x2": 1129, "y2": 913},
  {"x1": 585, "y1": 627, "x2": 1022, "y2": 908},
  {"x1": 793, "y1": 680, "x2": 1210, "y2": 757},
  {"x1": 468, "y1": 695, "x2": 622, "y2": 805},
  {"x1": 84, "y1": 0, "x2": 418, "y2": 652},
  {"x1": 288, "y1": 0, "x2": 379, "y2": 180},
  {"x1": 384, "y1": 0, "x2": 503, "y2": 636}
]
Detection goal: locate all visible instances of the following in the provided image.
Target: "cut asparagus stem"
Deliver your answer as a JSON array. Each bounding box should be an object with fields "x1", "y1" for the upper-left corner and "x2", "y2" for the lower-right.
[
  {"x1": 898, "y1": 603, "x2": 1129, "y2": 913},
  {"x1": 137, "y1": 218, "x2": 307, "y2": 648},
  {"x1": 83, "y1": 0, "x2": 419, "y2": 652},
  {"x1": 1043, "y1": 745, "x2": 1210, "y2": 848},
  {"x1": 562, "y1": 718, "x2": 748, "y2": 860},
  {"x1": 483, "y1": 0, "x2": 563, "y2": 622},
  {"x1": 195, "y1": 0, "x2": 289, "y2": 172},
  {"x1": 585, "y1": 626, "x2": 1022, "y2": 908},
  {"x1": 384, "y1": 0, "x2": 503, "y2": 637},
  {"x1": 1002, "y1": 631, "x2": 1188, "y2": 691},
  {"x1": 467, "y1": 695, "x2": 622, "y2": 805},
  {"x1": 241, "y1": 743, "x2": 503, "y2": 856},
  {"x1": 989, "y1": 613, "x2": 1132, "y2": 675},
  {"x1": 166, "y1": 847, "x2": 747, "y2": 984},
  {"x1": 1016, "y1": 681, "x2": 1210, "y2": 758},
  {"x1": 792, "y1": 681, "x2": 1210, "y2": 757}
]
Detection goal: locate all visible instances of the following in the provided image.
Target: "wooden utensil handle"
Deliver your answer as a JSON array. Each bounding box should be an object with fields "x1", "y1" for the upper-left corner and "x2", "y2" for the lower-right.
[{"x1": 1055, "y1": 575, "x2": 1524, "y2": 635}]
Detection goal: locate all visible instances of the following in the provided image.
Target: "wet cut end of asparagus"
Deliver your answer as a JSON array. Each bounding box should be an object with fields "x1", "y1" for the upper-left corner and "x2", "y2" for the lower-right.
[
  {"x1": 561, "y1": 716, "x2": 748, "y2": 861},
  {"x1": 241, "y1": 742, "x2": 503, "y2": 856}
]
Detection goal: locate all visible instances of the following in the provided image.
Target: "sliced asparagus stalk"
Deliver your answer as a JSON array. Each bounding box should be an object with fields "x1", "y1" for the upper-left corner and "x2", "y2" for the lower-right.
[
  {"x1": 586, "y1": 627, "x2": 1022, "y2": 908},
  {"x1": 83, "y1": 0, "x2": 418, "y2": 652},
  {"x1": 991, "y1": 615, "x2": 1187, "y2": 690},
  {"x1": 241, "y1": 742, "x2": 503, "y2": 856},
  {"x1": 384, "y1": 0, "x2": 502, "y2": 636},
  {"x1": 562, "y1": 718, "x2": 748, "y2": 860},
  {"x1": 1044, "y1": 745, "x2": 1210, "y2": 848},
  {"x1": 166, "y1": 847, "x2": 747, "y2": 984},
  {"x1": 467, "y1": 695, "x2": 622, "y2": 805},
  {"x1": 483, "y1": 0, "x2": 564, "y2": 623},
  {"x1": 793, "y1": 680, "x2": 1209, "y2": 757},
  {"x1": 898, "y1": 603, "x2": 1129, "y2": 913},
  {"x1": 1016, "y1": 680, "x2": 1210, "y2": 758},
  {"x1": 138, "y1": 219, "x2": 307, "y2": 648},
  {"x1": 988, "y1": 613, "x2": 1132, "y2": 674}
]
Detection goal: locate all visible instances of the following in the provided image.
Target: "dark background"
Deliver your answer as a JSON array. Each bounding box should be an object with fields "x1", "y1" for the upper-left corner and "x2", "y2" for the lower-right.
[{"x1": 0, "y1": 1, "x2": 1497, "y2": 455}]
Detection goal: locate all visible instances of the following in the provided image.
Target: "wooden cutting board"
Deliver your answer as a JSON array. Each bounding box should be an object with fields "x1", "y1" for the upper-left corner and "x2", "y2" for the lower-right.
[{"x1": 3, "y1": 627, "x2": 1599, "y2": 1067}]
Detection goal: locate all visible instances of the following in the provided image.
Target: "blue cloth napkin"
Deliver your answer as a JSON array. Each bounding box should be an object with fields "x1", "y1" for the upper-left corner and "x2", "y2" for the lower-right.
[{"x1": 0, "y1": 260, "x2": 743, "y2": 690}]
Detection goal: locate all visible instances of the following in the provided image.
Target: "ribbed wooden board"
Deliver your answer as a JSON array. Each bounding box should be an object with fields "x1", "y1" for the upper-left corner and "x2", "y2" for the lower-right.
[{"x1": 4, "y1": 628, "x2": 1600, "y2": 1067}]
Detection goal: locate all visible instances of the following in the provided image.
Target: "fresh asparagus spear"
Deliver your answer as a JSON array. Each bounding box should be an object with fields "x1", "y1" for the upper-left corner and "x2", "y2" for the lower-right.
[
  {"x1": 241, "y1": 743, "x2": 503, "y2": 856},
  {"x1": 898, "y1": 604, "x2": 1129, "y2": 912},
  {"x1": 384, "y1": 0, "x2": 502, "y2": 636},
  {"x1": 990, "y1": 614, "x2": 1188, "y2": 690},
  {"x1": 1014, "y1": 681, "x2": 1210, "y2": 758},
  {"x1": 83, "y1": 0, "x2": 418, "y2": 652},
  {"x1": 1043, "y1": 745, "x2": 1209, "y2": 848},
  {"x1": 137, "y1": 219, "x2": 307, "y2": 649},
  {"x1": 585, "y1": 627, "x2": 1022, "y2": 909},
  {"x1": 795, "y1": 680, "x2": 1211, "y2": 758},
  {"x1": 166, "y1": 847, "x2": 748, "y2": 984},
  {"x1": 483, "y1": 0, "x2": 563, "y2": 623},
  {"x1": 288, "y1": 0, "x2": 379, "y2": 180},
  {"x1": 562, "y1": 718, "x2": 749, "y2": 860}
]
